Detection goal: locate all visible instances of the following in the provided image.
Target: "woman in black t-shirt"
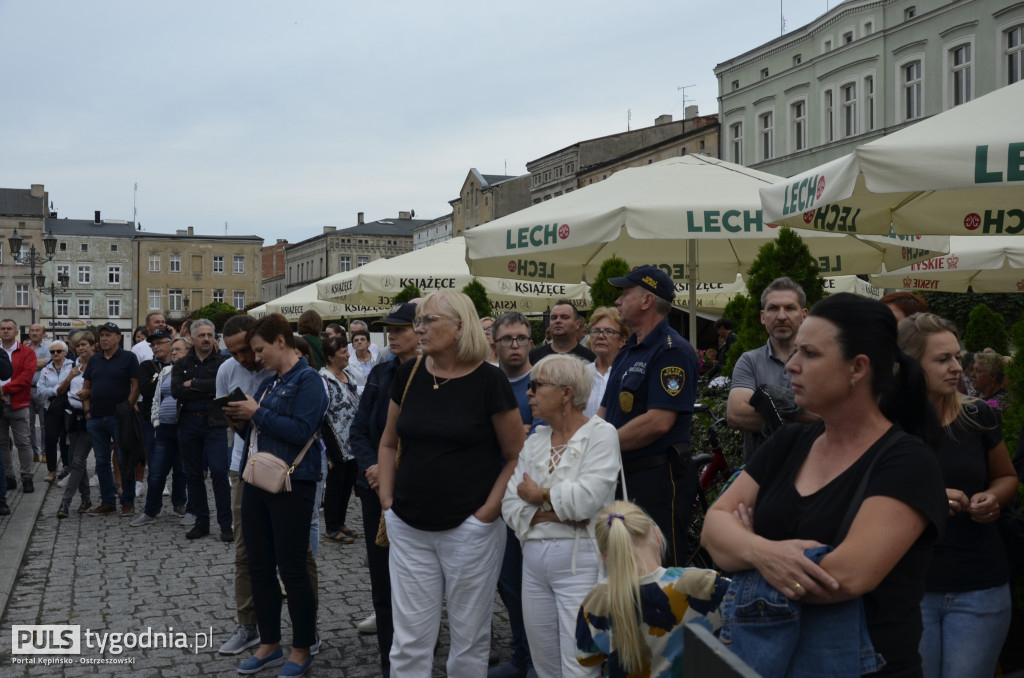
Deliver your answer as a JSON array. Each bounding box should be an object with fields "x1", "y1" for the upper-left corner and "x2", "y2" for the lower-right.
[
  {"x1": 701, "y1": 294, "x2": 947, "y2": 678},
  {"x1": 899, "y1": 313, "x2": 1017, "y2": 678},
  {"x1": 377, "y1": 290, "x2": 526, "y2": 677}
]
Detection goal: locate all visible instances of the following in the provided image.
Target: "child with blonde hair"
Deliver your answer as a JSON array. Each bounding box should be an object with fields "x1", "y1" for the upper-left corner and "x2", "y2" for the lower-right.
[{"x1": 575, "y1": 501, "x2": 727, "y2": 677}]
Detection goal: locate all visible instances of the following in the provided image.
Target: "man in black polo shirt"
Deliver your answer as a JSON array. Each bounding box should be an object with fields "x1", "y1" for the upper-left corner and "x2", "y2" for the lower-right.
[
  {"x1": 82, "y1": 322, "x2": 140, "y2": 516},
  {"x1": 172, "y1": 318, "x2": 230, "y2": 541},
  {"x1": 528, "y1": 300, "x2": 595, "y2": 364}
]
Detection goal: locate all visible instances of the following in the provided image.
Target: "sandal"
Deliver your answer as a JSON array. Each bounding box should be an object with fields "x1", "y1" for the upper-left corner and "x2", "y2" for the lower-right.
[
  {"x1": 325, "y1": 530, "x2": 355, "y2": 544},
  {"x1": 340, "y1": 525, "x2": 358, "y2": 538}
]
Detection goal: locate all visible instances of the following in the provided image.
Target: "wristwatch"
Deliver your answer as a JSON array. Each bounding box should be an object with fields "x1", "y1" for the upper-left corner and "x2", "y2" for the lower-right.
[{"x1": 540, "y1": 488, "x2": 552, "y2": 512}]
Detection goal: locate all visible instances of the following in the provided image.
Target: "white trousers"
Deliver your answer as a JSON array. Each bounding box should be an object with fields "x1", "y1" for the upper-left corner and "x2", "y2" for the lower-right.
[
  {"x1": 386, "y1": 509, "x2": 506, "y2": 678},
  {"x1": 521, "y1": 539, "x2": 602, "y2": 678}
]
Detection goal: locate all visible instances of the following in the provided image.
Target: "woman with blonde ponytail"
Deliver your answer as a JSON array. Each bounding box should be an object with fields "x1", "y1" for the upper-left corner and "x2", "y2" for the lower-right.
[{"x1": 576, "y1": 502, "x2": 727, "y2": 677}]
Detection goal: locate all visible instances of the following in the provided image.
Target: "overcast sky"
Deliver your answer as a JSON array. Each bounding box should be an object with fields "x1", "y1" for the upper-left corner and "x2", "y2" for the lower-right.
[{"x1": 1, "y1": 0, "x2": 834, "y2": 244}]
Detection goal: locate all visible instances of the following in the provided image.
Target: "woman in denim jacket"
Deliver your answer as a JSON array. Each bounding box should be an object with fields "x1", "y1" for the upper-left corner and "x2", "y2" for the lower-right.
[
  {"x1": 224, "y1": 313, "x2": 329, "y2": 678},
  {"x1": 702, "y1": 294, "x2": 948, "y2": 678}
]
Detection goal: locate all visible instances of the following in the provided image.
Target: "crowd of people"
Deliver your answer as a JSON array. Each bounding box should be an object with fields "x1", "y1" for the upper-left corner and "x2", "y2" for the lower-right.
[{"x1": 1, "y1": 270, "x2": 1021, "y2": 677}]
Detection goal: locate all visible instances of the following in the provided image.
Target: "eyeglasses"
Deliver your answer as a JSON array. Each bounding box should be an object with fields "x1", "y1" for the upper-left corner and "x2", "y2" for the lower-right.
[
  {"x1": 50, "y1": 350, "x2": 65, "y2": 354},
  {"x1": 589, "y1": 328, "x2": 623, "y2": 338},
  {"x1": 528, "y1": 380, "x2": 561, "y2": 392},
  {"x1": 413, "y1": 314, "x2": 451, "y2": 330},
  {"x1": 496, "y1": 335, "x2": 530, "y2": 347}
]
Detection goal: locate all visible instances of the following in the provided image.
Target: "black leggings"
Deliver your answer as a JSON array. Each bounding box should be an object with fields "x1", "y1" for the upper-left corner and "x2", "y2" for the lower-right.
[
  {"x1": 323, "y1": 459, "x2": 357, "y2": 533},
  {"x1": 242, "y1": 480, "x2": 317, "y2": 648},
  {"x1": 44, "y1": 408, "x2": 69, "y2": 472}
]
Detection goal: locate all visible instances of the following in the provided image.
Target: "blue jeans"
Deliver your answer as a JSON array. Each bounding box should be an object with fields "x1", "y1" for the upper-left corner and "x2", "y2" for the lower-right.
[
  {"x1": 919, "y1": 584, "x2": 1012, "y2": 678},
  {"x1": 143, "y1": 423, "x2": 188, "y2": 517},
  {"x1": 86, "y1": 414, "x2": 133, "y2": 507},
  {"x1": 309, "y1": 450, "x2": 327, "y2": 559},
  {"x1": 177, "y1": 415, "x2": 231, "y2": 529}
]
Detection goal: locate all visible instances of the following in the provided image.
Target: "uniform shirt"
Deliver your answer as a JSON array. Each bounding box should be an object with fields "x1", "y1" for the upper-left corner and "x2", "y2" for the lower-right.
[{"x1": 600, "y1": 318, "x2": 697, "y2": 461}]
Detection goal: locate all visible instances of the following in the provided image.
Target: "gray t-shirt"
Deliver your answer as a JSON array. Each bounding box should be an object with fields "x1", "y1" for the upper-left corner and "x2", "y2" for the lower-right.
[{"x1": 730, "y1": 341, "x2": 793, "y2": 461}]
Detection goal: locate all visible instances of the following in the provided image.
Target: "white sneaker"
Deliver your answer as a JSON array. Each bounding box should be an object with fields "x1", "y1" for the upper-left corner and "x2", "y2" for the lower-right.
[
  {"x1": 89, "y1": 475, "x2": 98, "y2": 487},
  {"x1": 356, "y1": 612, "x2": 377, "y2": 634},
  {"x1": 56, "y1": 476, "x2": 69, "y2": 488},
  {"x1": 180, "y1": 512, "x2": 197, "y2": 527},
  {"x1": 218, "y1": 624, "x2": 259, "y2": 655},
  {"x1": 135, "y1": 480, "x2": 146, "y2": 497}
]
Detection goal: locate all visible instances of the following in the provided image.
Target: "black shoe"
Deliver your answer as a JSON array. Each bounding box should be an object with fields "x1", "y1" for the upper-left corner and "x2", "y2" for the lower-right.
[
  {"x1": 220, "y1": 527, "x2": 234, "y2": 543},
  {"x1": 56, "y1": 466, "x2": 71, "y2": 481},
  {"x1": 22, "y1": 478, "x2": 34, "y2": 494},
  {"x1": 57, "y1": 503, "x2": 70, "y2": 519},
  {"x1": 186, "y1": 523, "x2": 210, "y2": 540},
  {"x1": 0, "y1": 502, "x2": 9, "y2": 516},
  {"x1": 5, "y1": 477, "x2": 15, "y2": 491}
]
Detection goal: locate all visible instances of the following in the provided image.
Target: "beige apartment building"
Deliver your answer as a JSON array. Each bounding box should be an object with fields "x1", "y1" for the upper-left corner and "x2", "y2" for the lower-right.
[
  {"x1": 0, "y1": 184, "x2": 51, "y2": 332},
  {"x1": 134, "y1": 227, "x2": 263, "y2": 326},
  {"x1": 450, "y1": 170, "x2": 531, "y2": 237}
]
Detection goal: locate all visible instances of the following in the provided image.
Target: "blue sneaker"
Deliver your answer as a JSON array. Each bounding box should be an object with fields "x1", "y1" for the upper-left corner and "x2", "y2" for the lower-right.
[
  {"x1": 278, "y1": 655, "x2": 313, "y2": 677},
  {"x1": 237, "y1": 647, "x2": 285, "y2": 675}
]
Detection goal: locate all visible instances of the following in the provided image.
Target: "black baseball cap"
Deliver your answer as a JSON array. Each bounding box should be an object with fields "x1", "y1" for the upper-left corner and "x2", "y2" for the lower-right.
[
  {"x1": 375, "y1": 302, "x2": 418, "y2": 327},
  {"x1": 97, "y1": 322, "x2": 122, "y2": 335},
  {"x1": 608, "y1": 265, "x2": 675, "y2": 302},
  {"x1": 147, "y1": 329, "x2": 172, "y2": 343}
]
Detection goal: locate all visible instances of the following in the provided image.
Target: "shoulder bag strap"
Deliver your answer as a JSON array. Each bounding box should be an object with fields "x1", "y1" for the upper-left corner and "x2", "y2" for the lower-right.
[{"x1": 394, "y1": 355, "x2": 424, "y2": 468}]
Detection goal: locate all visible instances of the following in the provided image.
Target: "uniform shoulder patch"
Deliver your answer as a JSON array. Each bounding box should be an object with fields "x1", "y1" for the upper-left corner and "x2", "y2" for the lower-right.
[{"x1": 660, "y1": 366, "x2": 685, "y2": 396}]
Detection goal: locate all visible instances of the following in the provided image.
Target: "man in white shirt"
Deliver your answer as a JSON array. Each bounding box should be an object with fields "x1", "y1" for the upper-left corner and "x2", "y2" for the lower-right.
[{"x1": 131, "y1": 313, "x2": 167, "y2": 364}]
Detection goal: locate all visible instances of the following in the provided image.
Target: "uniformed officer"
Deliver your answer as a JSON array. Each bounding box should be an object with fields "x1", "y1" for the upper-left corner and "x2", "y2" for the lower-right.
[{"x1": 598, "y1": 265, "x2": 698, "y2": 566}]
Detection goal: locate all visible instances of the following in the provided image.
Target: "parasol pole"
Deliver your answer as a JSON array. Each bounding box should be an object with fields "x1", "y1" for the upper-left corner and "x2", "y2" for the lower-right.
[{"x1": 688, "y1": 239, "x2": 698, "y2": 348}]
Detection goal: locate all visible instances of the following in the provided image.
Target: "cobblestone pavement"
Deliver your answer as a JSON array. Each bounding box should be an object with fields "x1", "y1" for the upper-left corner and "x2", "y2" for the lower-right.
[{"x1": 0, "y1": 464, "x2": 513, "y2": 677}]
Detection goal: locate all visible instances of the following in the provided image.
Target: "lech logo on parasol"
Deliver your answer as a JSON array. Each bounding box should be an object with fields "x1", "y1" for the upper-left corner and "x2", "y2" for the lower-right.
[
  {"x1": 816, "y1": 176, "x2": 826, "y2": 200},
  {"x1": 508, "y1": 261, "x2": 517, "y2": 273},
  {"x1": 964, "y1": 213, "x2": 982, "y2": 230},
  {"x1": 558, "y1": 223, "x2": 570, "y2": 239}
]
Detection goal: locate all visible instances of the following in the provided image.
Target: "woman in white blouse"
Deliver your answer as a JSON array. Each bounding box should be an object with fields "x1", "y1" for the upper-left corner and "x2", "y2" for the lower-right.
[
  {"x1": 582, "y1": 307, "x2": 628, "y2": 418},
  {"x1": 502, "y1": 354, "x2": 622, "y2": 678}
]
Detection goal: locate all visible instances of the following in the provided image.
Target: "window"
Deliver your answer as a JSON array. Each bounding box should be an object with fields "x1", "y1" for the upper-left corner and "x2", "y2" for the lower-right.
[
  {"x1": 865, "y1": 76, "x2": 875, "y2": 130},
  {"x1": 108, "y1": 265, "x2": 121, "y2": 285},
  {"x1": 824, "y1": 89, "x2": 835, "y2": 142},
  {"x1": 56, "y1": 298, "x2": 69, "y2": 317},
  {"x1": 18, "y1": 244, "x2": 29, "y2": 264},
  {"x1": 148, "y1": 290, "x2": 161, "y2": 311},
  {"x1": 729, "y1": 122, "x2": 743, "y2": 164},
  {"x1": 110, "y1": 244, "x2": 118, "y2": 252},
  {"x1": 793, "y1": 54, "x2": 802, "y2": 66},
  {"x1": 904, "y1": 61, "x2": 922, "y2": 120},
  {"x1": 357, "y1": 256, "x2": 369, "y2": 267},
  {"x1": 339, "y1": 255, "x2": 351, "y2": 272},
  {"x1": 842, "y1": 83, "x2": 857, "y2": 136},
  {"x1": 170, "y1": 255, "x2": 181, "y2": 273},
  {"x1": 78, "y1": 264, "x2": 91, "y2": 284},
  {"x1": 233, "y1": 292, "x2": 245, "y2": 310},
  {"x1": 148, "y1": 254, "x2": 160, "y2": 272},
  {"x1": 108, "y1": 298, "x2": 121, "y2": 317},
  {"x1": 59, "y1": 242, "x2": 67, "y2": 252},
  {"x1": 760, "y1": 68, "x2": 769, "y2": 79},
  {"x1": 951, "y1": 44, "x2": 972, "y2": 106},
  {"x1": 78, "y1": 298, "x2": 91, "y2": 317},
  {"x1": 168, "y1": 289, "x2": 183, "y2": 312},
  {"x1": 1009, "y1": 25, "x2": 1024, "y2": 84},
  {"x1": 731, "y1": 80, "x2": 739, "y2": 91},
  {"x1": 233, "y1": 256, "x2": 245, "y2": 274},
  {"x1": 213, "y1": 290, "x2": 224, "y2": 303},
  {"x1": 699, "y1": 140, "x2": 706, "y2": 152},
  {"x1": 213, "y1": 255, "x2": 224, "y2": 273},
  {"x1": 566, "y1": 162, "x2": 574, "y2": 173},
  {"x1": 905, "y1": 6, "x2": 916, "y2": 20},
  {"x1": 759, "y1": 111, "x2": 774, "y2": 160},
  {"x1": 80, "y1": 243, "x2": 88, "y2": 253},
  {"x1": 57, "y1": 264, "x2": 70, "y2": 281},
  {"x1": 15, "y1": 284, "x2": 29, "y2": 307},
  {"x1": 843, "y1": 31, "x2": 854, "y2": 44},
  {"x1": 792, "y1": 100, "x2": 807, "y2": 151}
]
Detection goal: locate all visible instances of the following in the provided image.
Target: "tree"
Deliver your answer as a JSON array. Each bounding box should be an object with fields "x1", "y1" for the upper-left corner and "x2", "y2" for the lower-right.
[
  {"x1": 1001, "y1": 319, "x2": 1024, "y2": 452},
  {"x1": 393, "y1": 284, "x2": 421, "y2": 304},
  {"x1": 462, "y1": 279, "x2": 492, "y2": 318},
  {"x1": 589, "y1": 256, "x2": 631, "y2": 313},
  {"x1": 963, "y1": 303, "x2": 1009, "y2": 354},
  {"x1": 722, "y1": 228, "x2": 825, "y2": 375},
  {"x1": 191, "y1": 301, "x2": 242, "y2": 332},
  {"x1": 923, "y1": 291, "x2": 1024, "y2": 337}
]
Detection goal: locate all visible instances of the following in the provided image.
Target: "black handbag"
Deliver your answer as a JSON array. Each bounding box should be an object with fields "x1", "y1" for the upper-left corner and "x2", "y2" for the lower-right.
[{"x1": 46, "y1": 393, "x2": 69, "y2": 416}]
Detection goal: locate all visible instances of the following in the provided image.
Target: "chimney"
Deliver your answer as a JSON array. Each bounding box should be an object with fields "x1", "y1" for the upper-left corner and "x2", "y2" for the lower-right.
[
  {"x1": 398, "y1": 211, "x2": 411, "y2": 220},
  {"x1": 277, "y1": 238, "x2": 287, "y2": 244},
  {"x1": 30, "y1": 184, "x2": 44, "y2": 198},
  {"x1": 94, "y1": 210, "x2": 101, "y2": 224},
  {"x1": 654, "y1": 114, "x2": 673, "y2": 126},
  {"x1": 685, "y1": 105, "x2": 699, "y2": 120},
  {"x1": 323, "y1": 226, "x2": 337, "y2": 234},
  {"x1": 357, "y1": 212, "x2": 364, "y2": 225},
  {"x1": 187, "y1": 226, "x2": 194, "y2": 235}
]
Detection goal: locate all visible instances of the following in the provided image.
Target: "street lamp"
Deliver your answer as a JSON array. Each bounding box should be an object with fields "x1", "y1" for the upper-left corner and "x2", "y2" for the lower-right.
[
  {"x1": 36, "y1": 272, "x2": 70, "y2": 337},
  {"x1": 8, "y1": 228, "x2": 58, "y2": 324}
]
